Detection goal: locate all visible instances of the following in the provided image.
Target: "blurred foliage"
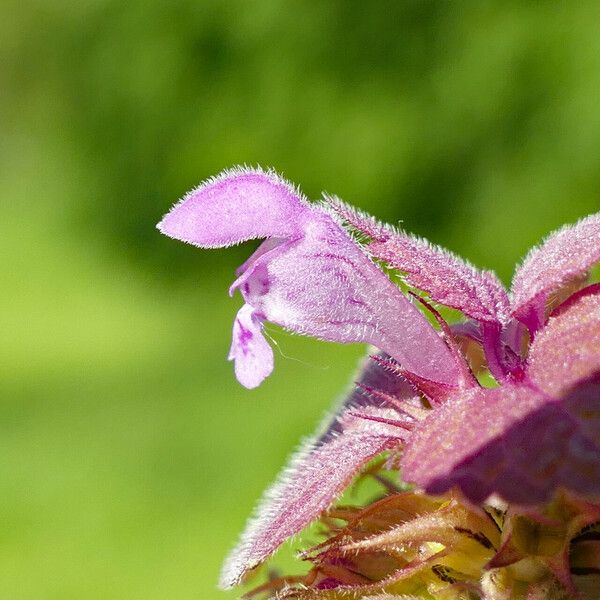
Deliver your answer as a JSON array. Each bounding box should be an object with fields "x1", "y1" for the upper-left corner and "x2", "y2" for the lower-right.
[{"x1": 1, "y1": 1, "x2": 599, "y2": 599}]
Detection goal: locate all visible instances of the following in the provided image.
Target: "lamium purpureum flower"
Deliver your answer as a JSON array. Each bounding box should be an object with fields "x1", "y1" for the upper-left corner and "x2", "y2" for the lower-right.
[{"x1": 158, "y1": 167, "x2": 600, "y2": 599}]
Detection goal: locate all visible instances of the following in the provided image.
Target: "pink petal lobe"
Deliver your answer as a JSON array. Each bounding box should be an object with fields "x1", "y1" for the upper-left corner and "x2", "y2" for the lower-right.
[
  {"x1": 510, "y1": 212, "x2": 600, "y2": 328},
  {"x1": 528, "y1": 291, "x2": 600, "y2": 397},
  {"x1": 401, "y1": 384, "x2": 600, "y2": 504},
  {"x1": 219, "y1": 427, "x2": 402, "y2": 588},
  {"x1": 228, "y1": 304, "x2": 273, "y2": 389},
  {"x1": 238, "y1": 208, "x2": 462, "y2": 386},
  {"x1": 157, "y1": 167, "x2": 309, "y2": 248}
]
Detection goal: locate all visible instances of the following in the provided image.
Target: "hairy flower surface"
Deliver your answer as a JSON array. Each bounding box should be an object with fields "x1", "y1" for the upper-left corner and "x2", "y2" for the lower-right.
[
  {"x1": 158, "y1": 168, "x2": 461, "y2": 389},
  {"x1": 158, "y1": 168, "x2": 600, "y2": 599}
]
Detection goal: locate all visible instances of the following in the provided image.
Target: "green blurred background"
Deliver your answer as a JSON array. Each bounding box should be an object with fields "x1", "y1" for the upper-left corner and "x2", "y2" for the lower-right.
[{"x1": 2, "y1": 1, "x2": 600, "y2": 598}]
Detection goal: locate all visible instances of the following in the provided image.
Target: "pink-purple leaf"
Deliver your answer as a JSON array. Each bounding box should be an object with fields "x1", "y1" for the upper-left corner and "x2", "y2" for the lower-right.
[
  {"x1": 219, "y1": 426, "x2": 402, "y2": 588},
  {"x1": 157, "y1": 167, "x2": 309, "y2": 248},
  {"x1": 401, "y1": 384, "x2": 600, "y2": 505},
  {"x1": 327, "y1": 196, "x2": 389, "y2": 241},
  {"x1": 564, "y1": 378, "x2": 600, "y2": 445},
  {"x1": 219, "y1": 351, "x2": 421, "y2": 587},
  {"x1": 528, "y1": 290, "x2": 600, "y2": 397},
  {"x1": 329, "y1": 198, "x2": 510, "y2": 324},
  {"x1": 510, "y1": 211, "x2": 600, "y2": 329},
  {"x1": 320, "y1": 352, "x2": 420, "y2": 441},
  {"x1": 371, "y1": 235, "x2": 511, "y2": 325}
]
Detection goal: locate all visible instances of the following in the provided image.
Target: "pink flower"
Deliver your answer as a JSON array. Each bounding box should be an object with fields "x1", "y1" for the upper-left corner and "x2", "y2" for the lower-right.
[
  {"x1": 158, "y1": 167, "x2": 461, "y2": 389},
  {"x1": 158, "y1": 167, "x2": 600, "y2": 596}
]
